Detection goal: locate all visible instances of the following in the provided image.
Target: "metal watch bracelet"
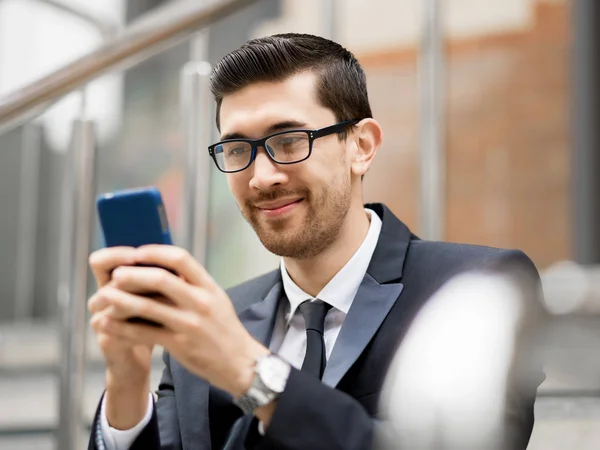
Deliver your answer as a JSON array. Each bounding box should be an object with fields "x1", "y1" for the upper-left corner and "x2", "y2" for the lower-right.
[{"x1": 233, "y1": 354, "x2": 290, "y2": 415}]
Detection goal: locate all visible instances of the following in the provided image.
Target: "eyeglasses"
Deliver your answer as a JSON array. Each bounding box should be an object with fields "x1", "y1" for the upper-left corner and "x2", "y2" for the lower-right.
[{"x1": 208, "y1": 119, "x2": 361, "y2": 173}]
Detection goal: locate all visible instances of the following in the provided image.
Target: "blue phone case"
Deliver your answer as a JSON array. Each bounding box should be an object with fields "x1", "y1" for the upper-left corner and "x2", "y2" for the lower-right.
[
  {"x1": 96, "y1": 187, "x2": 173, "y2": 327},
  {"x1": 97, "y1": 187, "x2": 173, "y2": 248}
]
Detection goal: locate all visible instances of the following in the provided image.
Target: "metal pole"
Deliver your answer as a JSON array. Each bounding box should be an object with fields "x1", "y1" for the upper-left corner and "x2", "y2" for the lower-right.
[
  {"x1": 180, "y1": 55, "x2": 213, "y2": 265},
  {"x1": 572, "y1": 0, "x2": 600, "y2": 264},
  {"x1": 190, "y1": 28, "x2": 209, "y2": 62},
  {"x1": 56, "y1": 94, "x2": 96, "y2": 449},
  {"x1": 418, "y1": 0, "x2": 445, "y2": 240},
  {"x1": 14, "y1": 122, "x2": 42, "y2": 319},
  {"x1": 323, "y1": 0, "x2": 336, "y2": 41}
]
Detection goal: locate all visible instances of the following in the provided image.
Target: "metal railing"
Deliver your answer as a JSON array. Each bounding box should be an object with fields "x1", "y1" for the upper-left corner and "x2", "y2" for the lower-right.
[
  {"x1": 0, "y1": 0, "x2": 259, "y2": 448},
  {"x1": 419, "y1": 0, "x2": 445, "y2": 241},
  {"x1": 0, "y1": 0, "x2": 121, "y2": 39},
  {"x1": 0, "y1": 0, "x2": 257, "y2": 134}
]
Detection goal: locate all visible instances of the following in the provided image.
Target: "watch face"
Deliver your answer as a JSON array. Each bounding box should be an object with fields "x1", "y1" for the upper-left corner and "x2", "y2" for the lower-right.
[{"x1": 258, "y1": 356, "x2": 291, "y2": 393}]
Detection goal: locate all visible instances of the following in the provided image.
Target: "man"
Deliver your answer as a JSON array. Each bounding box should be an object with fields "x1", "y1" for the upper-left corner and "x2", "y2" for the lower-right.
[{"x1": 87, "y1": 33, "x2": 543, "y2": 450}]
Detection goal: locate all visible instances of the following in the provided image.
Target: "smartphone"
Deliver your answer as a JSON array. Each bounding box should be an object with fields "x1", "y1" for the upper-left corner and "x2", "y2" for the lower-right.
[{"x1": 96, "y1": 187, "x2": 173, "y2": 327}]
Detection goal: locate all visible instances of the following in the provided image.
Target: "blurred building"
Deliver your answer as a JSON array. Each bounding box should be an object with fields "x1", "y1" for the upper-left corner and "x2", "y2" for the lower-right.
[{"x1": 257, "y1": 0, "x2": 571, "y2": 268}]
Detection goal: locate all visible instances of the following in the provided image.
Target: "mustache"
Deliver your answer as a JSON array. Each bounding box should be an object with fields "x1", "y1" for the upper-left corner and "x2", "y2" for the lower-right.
[{"x1": 245, "y1": 188, "x2": 309, "y2": 206}]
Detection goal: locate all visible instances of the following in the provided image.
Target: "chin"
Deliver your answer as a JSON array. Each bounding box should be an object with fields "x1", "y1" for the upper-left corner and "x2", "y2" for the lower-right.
[
  {"x1": 258, "y1": 226, "x2": 337, "y2": 260},
  {"x1": 253, "y1": 224, "x2": 306, "y2": 257},
  {"x1": 262, "y1": 240, "x2": 315, "y2": 259}
]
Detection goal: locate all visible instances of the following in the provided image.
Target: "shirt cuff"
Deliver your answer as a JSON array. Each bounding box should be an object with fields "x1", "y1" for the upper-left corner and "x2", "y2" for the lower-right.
[
  {"x1": 99, "y1": 392, "x2": 154, "y2": 450},
  {"x1": 258, "y1": 420, "x2": 266, "y2": 436}
]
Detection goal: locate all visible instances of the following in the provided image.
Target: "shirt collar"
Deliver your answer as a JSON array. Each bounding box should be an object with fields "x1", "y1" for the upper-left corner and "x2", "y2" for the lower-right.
[{"x1": 280, "y1": 208, "x2": 383, "y2": 325}]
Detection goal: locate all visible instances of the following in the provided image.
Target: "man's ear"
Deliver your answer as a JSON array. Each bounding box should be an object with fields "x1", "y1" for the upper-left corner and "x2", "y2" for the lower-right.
[{"x1": 351, "y1": 119, "x2": 383, "y2": 177}]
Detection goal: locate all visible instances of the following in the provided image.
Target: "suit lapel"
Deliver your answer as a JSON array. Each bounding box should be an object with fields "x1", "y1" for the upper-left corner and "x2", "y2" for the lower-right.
[
  {"x1": 237, "y1": 280, "x2": 283, "y2": 345},
  {"x1": 321, "y1": 203, "x2": 413, "y2": 388},
  {"x1": 322, "y1": 273, "x2": 404, "y2": 387}
]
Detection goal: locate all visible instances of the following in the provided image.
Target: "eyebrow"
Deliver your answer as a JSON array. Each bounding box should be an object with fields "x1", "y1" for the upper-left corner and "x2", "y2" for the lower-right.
[{"x1": 220, "y1": 120, "x2": 309, "y2": 141}]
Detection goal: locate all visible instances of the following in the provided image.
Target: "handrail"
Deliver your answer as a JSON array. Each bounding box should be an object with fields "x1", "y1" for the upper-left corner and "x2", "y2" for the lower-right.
[
  {"x1": 37, "y1": 0, "x2": 120, "y2": 38},
  {"x1": 0, "y1": 0, "x2": 259, "y2": 134},
  {"x1": 0, "y1": 0, "x2": 121, "y2": 38}
]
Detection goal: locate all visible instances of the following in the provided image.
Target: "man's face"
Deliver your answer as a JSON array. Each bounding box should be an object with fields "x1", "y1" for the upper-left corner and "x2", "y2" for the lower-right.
[{"x1": 219, "y1": 72, "x2": 355, "y2": 260}]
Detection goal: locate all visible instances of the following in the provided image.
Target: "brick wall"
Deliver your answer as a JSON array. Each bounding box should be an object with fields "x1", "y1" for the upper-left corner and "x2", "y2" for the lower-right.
[{"x1": 359, "y1": 1, "x2": 571, "y2": 268}]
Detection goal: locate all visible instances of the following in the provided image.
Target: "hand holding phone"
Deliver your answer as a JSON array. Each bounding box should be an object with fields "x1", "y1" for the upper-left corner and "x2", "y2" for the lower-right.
[{"x1": 96, "y1": 187, "x2": 174, "y2": 327}]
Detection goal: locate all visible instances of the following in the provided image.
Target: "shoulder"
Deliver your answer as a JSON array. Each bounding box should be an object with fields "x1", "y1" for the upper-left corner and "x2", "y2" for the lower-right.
[
  {"x1": 410, "y1": 239, "x2": 531, "y2": 262},
  {"x1": 225, "y1": 268, "x2": 281, "y2": 312},
  {"x1": 398, "y1": 240, "x2": 541, "y2": 310},
  {"x1": 405, "y1": 239, "x2": 539, "y2": 281}
]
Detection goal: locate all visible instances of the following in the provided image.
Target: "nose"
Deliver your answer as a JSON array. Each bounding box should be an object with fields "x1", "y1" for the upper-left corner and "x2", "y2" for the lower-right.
[{"x1": 248, "y1": 147, "x2": 288, "y2": 191}]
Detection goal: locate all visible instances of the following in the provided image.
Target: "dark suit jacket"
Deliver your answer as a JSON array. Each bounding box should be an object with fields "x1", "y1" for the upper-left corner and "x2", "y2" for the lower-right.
[{"x1": 88, "y1": 203, "x2": 544, "y2": 450}]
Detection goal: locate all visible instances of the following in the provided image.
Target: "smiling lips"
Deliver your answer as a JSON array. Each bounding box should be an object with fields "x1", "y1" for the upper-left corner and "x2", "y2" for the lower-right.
[{"x1": 256, "y1": 198, "x2": 303, "y2": 217}]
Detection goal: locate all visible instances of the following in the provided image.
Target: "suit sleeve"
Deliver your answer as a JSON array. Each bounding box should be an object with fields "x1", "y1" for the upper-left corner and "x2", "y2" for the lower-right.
[
  {"x1": 481, "y1": 249, "x2": 546, "y2": 449},
  {"x1": 258, "y1": 368, "x2": 374, "y2": 450},
  {"x1": 87, "y1": 351, "x2": 182, "y2": 450}
]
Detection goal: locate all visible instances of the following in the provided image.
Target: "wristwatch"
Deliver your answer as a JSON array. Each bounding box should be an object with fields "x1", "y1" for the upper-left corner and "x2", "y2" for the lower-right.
[{"x1": 234, "y1": 353, "x2": 291, "y2": 415}]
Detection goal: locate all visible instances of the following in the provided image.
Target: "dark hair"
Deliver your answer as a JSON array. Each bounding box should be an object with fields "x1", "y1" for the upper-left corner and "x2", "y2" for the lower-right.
[{"x1": 210, "y1": 33, "x2": 373, "y2": 131}]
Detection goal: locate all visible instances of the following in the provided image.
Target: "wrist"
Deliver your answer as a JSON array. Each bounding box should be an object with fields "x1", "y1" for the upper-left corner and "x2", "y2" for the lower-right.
[
  {"x1": 104, "y1": 386, "x2": 150, "y2": 430},
  {"x1": 106, "y1": 369, "x2": 150, "y2": 394},
  {"x1": 230, "y1": 342, "x2": 271, "y2": 398},
  {"x1": 233, "y1": 353, "x2": 290, "y2": 416},
  {"x1": 105, "y1": 369, "x2": 150, "y2": 429}
]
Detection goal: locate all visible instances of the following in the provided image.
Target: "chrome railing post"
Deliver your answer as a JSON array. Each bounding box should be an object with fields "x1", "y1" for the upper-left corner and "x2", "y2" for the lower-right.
[
  {"x1": 14, "y1": 122, "x2": 42, "y2": 319},
  {"x1": 179, "y1": 53, "x2": 213, "y2": 264},
  {"x1": 419, "y1": 0, "x2": 445, "y2": 241},
  {"x1": 323, "y1": 0, "x2": 337, "y2": 40},
  {"x1": 56, "y1": 91, "x2": 96, "y2": 450}
]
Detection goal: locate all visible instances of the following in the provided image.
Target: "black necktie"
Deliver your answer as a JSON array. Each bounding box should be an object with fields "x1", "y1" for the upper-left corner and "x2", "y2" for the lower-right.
[{"x1": 299, "y1": 300, "x2": 332, "y2": 379}]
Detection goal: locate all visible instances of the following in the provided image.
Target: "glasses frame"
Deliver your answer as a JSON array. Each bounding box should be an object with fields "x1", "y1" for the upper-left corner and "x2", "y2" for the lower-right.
[{"x1": 208, "y1": 119, "x2": 361, "y2": 173}]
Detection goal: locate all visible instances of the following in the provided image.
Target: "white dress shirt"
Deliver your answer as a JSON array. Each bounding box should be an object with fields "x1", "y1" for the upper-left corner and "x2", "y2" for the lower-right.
[{"x1": 101, "y1": 208, "x2": 382, "y2": 450}]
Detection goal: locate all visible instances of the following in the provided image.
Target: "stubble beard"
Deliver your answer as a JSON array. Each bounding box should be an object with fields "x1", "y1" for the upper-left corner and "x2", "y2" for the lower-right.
[{"x1": 242, "y1": 176, "x2": 352, "y2": 260}]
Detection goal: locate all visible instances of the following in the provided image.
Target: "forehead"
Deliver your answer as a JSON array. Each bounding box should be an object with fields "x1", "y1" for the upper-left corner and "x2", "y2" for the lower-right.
[{"x1": 219, "y1": 72, "x2": 336, "y2": 138}]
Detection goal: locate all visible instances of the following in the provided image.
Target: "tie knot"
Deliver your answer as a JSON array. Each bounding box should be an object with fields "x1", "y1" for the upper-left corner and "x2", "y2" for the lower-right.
[{"x1": 299, "y1": 300, "x2": 331, "y2": 334}]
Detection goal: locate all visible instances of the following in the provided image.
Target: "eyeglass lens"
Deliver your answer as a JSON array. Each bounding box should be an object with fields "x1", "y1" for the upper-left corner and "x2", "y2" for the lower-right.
[{"x1": 213, "y1": 131, "x2": 310, "y2": 172}]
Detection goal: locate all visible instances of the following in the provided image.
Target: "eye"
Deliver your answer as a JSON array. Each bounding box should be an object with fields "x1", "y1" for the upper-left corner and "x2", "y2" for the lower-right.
[
  {"x1": 227, "y1": 145, "x2": 250, "y2": 156},
  {"x1": 269, "y1": 133, "x2": 308, "y2": 152},
  {"x1": 278, "y1": 136, "x2": 303, "y2": 146}
]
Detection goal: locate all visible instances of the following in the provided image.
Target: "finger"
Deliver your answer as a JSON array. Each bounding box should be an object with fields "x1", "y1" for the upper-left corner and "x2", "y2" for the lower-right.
[
  {"x1": 134, "y1": 245, "x2": 217, "y2": 289},
  {"x1": 100, "y1": 285, "x2": 200, "y2": 331},
  {"x1": 90, "y1": 308, "x2": 107, "y2": 333},
  {"x1": 88, "y1": 290, "x2": 110, "y2": 314},
  {"x1": 91, "y1": 307, "x2": 150, "y2": 348},
  {"x1": 89, "y1": 283, "x2": 169, "y2": 315},
  {"x1": 95, "y1": 329, "x2": 140, "y2": 350},
  {"x1": 91, "y1": 307, "x2": 119, "y2": 336},
  {"x1": 100, "y1": 315, "x2": 175, "y2": 347},
  {"x1": 111, "y1": 266, "x2": 208, "y2": 312},
  {"x1": 89, "y1": 247, "x2": 137, "y2": 287}
]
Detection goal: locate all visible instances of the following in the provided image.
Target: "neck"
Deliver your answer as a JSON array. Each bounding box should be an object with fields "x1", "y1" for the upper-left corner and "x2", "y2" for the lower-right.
[{"x1": 283, "y1": 203, "x2": 371, "y2": 297}]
